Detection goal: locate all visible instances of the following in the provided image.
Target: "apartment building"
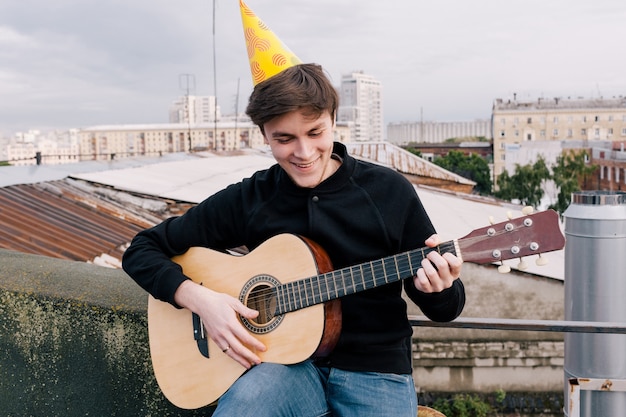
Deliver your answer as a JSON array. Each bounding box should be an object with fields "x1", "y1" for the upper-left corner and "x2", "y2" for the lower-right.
[
  {"x1": 79, "y1": 122, "x2": 264, "y2": 160},
  {"x1": 589, "y1": 142, "x2": 626, "y2": 191},
  {"x1": 78, "y1": 122, "x2": 352, "y2": 161},
  {"x1": 387, "y1": 119, "x2": 492, "y2": 145},
  {"x1": 6, "y1": 130, "x2": 80, "y2": 166},
  {"x1": 337, "y1": 71, "x2": 383, "y2": 142},
  {"x1": 492, "y1": 96, "x2": 626, "y2": 185},
  {"x1": 169, "y1": 95, "x2": 221, "y2": 124}
]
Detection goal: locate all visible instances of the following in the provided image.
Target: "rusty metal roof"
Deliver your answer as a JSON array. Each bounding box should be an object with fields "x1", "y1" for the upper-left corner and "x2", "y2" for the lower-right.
[
  {"x1": 0, "y1": 178, "x2": 171, "y2": 267},
  {"x1": 0, "y1": 145, "x2": 564, "y2": 280}
]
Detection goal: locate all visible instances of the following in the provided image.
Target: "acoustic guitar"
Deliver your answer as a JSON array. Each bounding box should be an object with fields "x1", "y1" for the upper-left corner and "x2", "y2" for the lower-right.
[{"x1": 147, "y1": 209, "x2": 565, "y2": 409}]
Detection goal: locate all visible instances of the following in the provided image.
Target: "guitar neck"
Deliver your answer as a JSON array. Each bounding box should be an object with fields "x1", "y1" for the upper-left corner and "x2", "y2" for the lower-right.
[{"x1": 275, "y1": 240, "x2": 459, "y2": 315}]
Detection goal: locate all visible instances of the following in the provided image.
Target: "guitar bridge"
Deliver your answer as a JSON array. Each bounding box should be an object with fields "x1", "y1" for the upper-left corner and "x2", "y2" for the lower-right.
[{"x1": 192, "y1": 313, "x2": 210, "y2": 358}]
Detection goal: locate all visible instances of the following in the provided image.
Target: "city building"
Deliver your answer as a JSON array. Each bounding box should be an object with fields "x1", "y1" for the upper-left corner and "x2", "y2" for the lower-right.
[
  {"x1": 79, "y1": 122, "x2": 265, "y2": 160},
  {"x1": 492, "y1": 96, "x2": 626, "y2": 186},
  {"x1": 77, "y1": 122, "x2": 352, "y2": 161},
  {"x1": 588, "y1": 141, "x2": 626, "y2": 191},
  {"x1": 169, "y1": 95, "x2": 221, "y2": 124},
  {"x1": 387, "y1": 119, "x2": 492, "y2": 145},
  {"x1": 337, "y1": 71, "x2": 383, "y2": 142},
  {"x1": 5, "y1": 129, "x2": 80, "y2": 166}
]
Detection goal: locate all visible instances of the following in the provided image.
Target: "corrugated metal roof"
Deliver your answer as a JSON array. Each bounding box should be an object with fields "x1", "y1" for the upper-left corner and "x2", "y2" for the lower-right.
[
  {"x1": 0, "y1": 143, "x2": 564, "y2": 280},
  {"x1": 0, "y1": 179, "x2": 169, "y2": 267},
  {"x1": 72, "y1": 150, "x2": 275, "y2": 204}
]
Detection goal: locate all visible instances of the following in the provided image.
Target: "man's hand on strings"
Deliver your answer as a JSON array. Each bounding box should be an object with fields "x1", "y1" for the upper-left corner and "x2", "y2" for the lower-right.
[{"x1": 413, "y1": 234, "x2": 463, "y2": 293}]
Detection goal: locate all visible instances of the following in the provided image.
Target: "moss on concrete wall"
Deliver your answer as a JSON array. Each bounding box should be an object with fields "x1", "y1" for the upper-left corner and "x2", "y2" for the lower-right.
[{"x1": 0, "y1": 249, "x2": 215, "y2": 417}]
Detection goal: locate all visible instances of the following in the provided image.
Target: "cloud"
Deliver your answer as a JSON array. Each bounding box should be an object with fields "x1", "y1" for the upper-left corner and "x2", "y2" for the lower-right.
[{"x1": 0, "y1": 0, "x2": 625, "y2": 135}]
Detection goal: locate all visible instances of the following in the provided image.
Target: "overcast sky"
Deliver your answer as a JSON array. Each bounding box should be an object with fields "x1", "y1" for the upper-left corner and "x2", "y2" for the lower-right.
[{"x1": 1, "y1": 0, "x2": 625, "y2": 136}]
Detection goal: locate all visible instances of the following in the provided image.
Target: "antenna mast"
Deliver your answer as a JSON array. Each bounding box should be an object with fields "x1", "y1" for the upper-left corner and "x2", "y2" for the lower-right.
[
  {"x1": 212, "y1": 0, "x2": 218, "y2": 149},
  {"x1": 179, "y1": 73, "x2": 196, "y2": 152}
]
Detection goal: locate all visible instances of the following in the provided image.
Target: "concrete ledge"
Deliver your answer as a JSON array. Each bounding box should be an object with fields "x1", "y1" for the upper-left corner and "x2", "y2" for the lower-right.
[
  {"x1": 0, "y1": 249, "x2": 566, "y2": 415},
  {"x1": 0, "y1": 249, "x2": 216, "y2": 416}
]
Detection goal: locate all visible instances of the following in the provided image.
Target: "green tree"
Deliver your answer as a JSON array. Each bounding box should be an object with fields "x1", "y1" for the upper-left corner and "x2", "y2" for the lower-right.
[
  {"x1": 495, "y1": 157, "x2": 550, "y2": 208},
  {"x1": 549, "y1": 150, "x2": 597, "y2": 214},
  {"x1": 434, "y1": 150, "x2": 493, "y2": 195}
]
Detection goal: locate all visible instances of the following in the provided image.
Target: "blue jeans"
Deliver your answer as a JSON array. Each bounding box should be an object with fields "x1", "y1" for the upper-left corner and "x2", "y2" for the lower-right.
[{"x1": 212, "y1": 360, "x2": 418, "y2": 417}]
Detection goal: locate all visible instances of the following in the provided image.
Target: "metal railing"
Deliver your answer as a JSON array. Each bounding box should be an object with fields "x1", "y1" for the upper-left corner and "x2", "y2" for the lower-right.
[
  {"x1": 409, "y1": 316, "x2": 626, "y2": 416},
  {"x1": 408, "y1": 316, "x2": 626, "y2": 334}
]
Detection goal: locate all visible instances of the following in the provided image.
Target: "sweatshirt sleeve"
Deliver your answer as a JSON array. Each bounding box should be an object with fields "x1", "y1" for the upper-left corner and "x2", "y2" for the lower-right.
[
  {"x1": 404, "y1": 278, "x2": 465, "y2": 322},
  {"x1": 122, "y1": 217, "x2": 190, "y2": 306},
  {"x1": 122, "y1": 182, "x2": 248, "y2": 306}
]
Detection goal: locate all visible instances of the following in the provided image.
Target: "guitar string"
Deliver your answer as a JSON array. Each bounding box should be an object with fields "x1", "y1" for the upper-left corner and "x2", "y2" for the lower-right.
[
  {"x1": 243, "y1": 241, "x2": 459, "y2": 318},
  {"x1": 245, "y1": 226, "x2": 536, "y2": 317}
]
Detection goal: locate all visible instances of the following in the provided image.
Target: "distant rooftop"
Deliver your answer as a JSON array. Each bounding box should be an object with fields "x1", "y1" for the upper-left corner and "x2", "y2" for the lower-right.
[
  {"x1": 493, "y1": 96, "x2": 626, "y2": 112},
  {"x1": 0, "y1": 143, "x2": 564, "y2": 279},
  {"x1": 0, "y1": 152, "x2": 197, "y2": 188}
]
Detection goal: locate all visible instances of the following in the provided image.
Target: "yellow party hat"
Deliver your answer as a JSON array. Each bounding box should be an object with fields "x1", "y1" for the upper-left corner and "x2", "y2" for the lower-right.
[{"x1": 240, "y1": 0, "x2": 302, "y2": 86}]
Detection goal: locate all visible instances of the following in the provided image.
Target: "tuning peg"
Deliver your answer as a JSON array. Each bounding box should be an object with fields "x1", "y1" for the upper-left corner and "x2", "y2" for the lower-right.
[
  {"x1": 506, "y1": 211, "x2": 513, "y2": 220},
  {"x1": 498, "y1": 263, "x2": 511, "y2": 273},
  {"x1": 517, "y1": 259, "x2": 529, "y2": 270},
  {"x1": 522, "y1": 206, "x2": 534, "y2": 215},
  {"x1": 488, "y1": 215, "x2": 495, "y2": 225},
  {"x1": 536, "y1": 255, "x2": 549, "y2": 266}
]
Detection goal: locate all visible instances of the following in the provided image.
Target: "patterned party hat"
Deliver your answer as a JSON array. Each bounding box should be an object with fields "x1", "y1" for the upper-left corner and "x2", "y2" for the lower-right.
[{"x1": 240, "y1": 0, "x2": 302, "y2": 86}]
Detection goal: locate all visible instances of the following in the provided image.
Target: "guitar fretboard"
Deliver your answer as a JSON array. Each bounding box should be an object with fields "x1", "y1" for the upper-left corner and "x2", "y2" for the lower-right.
[{"x1": 274, "y1": 241, "x2": 458, "y2": 315}]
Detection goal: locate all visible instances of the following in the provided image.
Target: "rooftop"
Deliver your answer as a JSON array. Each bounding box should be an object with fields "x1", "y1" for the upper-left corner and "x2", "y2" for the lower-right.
[
  {"x1": 0, "y1": 143, "x2": 564, "y2": 279},
  {"x1": 493, "y1": 96, "x2": 626, "y2": 112}
]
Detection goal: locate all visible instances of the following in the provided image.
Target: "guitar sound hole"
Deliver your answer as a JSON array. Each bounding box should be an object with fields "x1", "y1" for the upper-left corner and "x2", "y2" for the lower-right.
[
  {"x1": 239, "y1": 275, "x2": 283, "y2": 334},
  {"x1": 246, "y1": 284, "x2": 276, "y2": 325}
]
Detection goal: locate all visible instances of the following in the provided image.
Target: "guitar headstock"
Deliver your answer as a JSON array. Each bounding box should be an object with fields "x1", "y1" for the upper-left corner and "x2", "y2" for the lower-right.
[{"x1": 457, "y1": 209, "x2": 565, "y2": 269}]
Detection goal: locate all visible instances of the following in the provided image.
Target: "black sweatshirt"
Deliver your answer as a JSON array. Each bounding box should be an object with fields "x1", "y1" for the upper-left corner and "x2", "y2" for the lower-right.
[{"x1": 122, "y1": 142, "x2": 465, "y2": 374}]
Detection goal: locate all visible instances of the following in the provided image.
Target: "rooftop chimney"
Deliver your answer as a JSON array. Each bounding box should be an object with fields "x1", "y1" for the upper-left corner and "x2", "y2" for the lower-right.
[{"x1": 563, "y1": 191, "x2": 626, "y2": 416}]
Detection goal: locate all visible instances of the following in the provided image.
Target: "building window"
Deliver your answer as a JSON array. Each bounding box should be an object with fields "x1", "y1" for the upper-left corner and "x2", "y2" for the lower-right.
[
  {"x1": 595, "y1": 128, "x2": 600, "y2": 138},
  {"x1": 622, "y1": 128, "x2": 626, "y2": 136},
  {"x1": 514, "y1": 130, "x2": 519, "y2": 136},
  {"x1": 582, "y1": 116, "x2": 587, "y2": 123},
  {"x1": 595, "y1": 115, "x2": 600, "y2": 122},
  {"x1": 553, "y1": 116, "x2": 559, "y2": 123},
  {"x1": 553, "y1": 129, "x2": 559, "y2": 137},
  {"x1": 567, "y1": 129, "x2": 573, "y2": 138},
  {"x1": 609, "y1": 115, "x2": 614, "y2": 122},
  {"x1": 540, "y1": 130, "x2": 546, "y2": 137},
  {"x1": 500, "y1": 130, "x2": 505, "y2": 137},
  {"x1": 582, "y1": 128, "x2": 587, "y2": 136},
  {"x1": 527, "y1": 117, "x2": 532, "y2": 124}
]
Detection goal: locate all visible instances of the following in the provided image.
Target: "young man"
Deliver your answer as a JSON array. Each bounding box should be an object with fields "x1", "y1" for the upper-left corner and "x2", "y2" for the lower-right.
[{"x1": 122, "y1": 3, "x2": 464, "y2": 416}]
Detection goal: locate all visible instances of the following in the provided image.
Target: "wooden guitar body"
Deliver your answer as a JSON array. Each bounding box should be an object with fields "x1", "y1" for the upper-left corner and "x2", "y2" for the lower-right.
[{"x1": 148, "y1": 234, "x2": 340, "y2": 409}]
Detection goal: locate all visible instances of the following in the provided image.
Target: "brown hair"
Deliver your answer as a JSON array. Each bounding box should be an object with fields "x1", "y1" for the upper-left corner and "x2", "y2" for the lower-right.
[{"x1": 246, "y1": 63, "x2": 339, "y2": 132}]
